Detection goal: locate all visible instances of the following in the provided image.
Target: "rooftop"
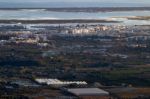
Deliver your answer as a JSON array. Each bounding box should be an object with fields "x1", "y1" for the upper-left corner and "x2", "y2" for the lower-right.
[{"x1": 67, "y1": 88, "x2": 109, "y2": 96}]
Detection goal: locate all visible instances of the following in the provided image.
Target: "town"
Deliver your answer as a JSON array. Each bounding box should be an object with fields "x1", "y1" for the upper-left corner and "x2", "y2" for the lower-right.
[{"x1": 0, "y1": 23, "x2": 150, "y2": 99}]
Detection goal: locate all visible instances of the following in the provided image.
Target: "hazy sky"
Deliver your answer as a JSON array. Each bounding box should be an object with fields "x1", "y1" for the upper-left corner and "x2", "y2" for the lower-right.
[
  {"x1": 0, "y1": 0, "x2": 149, "y2": 8},
  {"x1": 0, "y1": 0, "x2": 150, "y2": 3}
]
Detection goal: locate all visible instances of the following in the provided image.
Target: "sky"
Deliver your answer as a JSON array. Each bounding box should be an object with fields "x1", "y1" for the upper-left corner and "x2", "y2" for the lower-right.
[
  {"x1": 0, "y1": 0, "x2": 149, "y2": 8},
  {"x1": 0, "y1": 0, "x2": 150, "y2": 3}
]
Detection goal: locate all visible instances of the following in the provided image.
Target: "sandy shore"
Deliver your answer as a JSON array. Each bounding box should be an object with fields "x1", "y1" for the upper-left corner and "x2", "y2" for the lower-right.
[
  {"x1": 112, "y1": 16, "x2": 150, "y2": 20},
  {"x1": 126, "y1": 16, "x2": 150, "y2": 20}
]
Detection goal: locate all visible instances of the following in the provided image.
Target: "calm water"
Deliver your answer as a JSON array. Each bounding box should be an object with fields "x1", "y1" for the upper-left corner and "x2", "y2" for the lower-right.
[
  {"x1": 0, "y1": 10, "x2": 150, "y2": 20},
  {"x1": 0, "y1": 1, "x2": 149, "y2": 25}
]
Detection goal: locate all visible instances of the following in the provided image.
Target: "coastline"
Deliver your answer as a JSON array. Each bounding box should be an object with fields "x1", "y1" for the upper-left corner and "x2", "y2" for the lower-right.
[
  {"x1": 112, "y1": 16, "x2": 150, "y2": 20},
  {"x1": 0, "y1": 19, "x2": 121, "y2": 24},
  {"x1": 126, "y1": 16, "x2": 150, "y2": 20},
  {"x1": 0, "y1": 7, "x2": 150, "y2": 12}
]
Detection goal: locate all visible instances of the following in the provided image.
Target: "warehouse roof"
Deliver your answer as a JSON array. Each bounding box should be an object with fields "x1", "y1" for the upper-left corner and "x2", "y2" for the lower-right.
[{"x1": 67, "y1": 88, "x2": 109, "y2": 96}]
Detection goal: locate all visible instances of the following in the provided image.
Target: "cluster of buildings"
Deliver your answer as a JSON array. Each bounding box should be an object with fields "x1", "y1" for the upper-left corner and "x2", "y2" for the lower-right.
[
  {"x1": 0, "y1": 24, "x2": 150, "y2": 45},
  {"x1": 64, "y1": 25, "x2": 109, "y2": 35},
  {"x1": 0, "y1": 30, "x2": 50, "y2": 48},
  {"x1": 57, "y1": 24, "x2": 150, "y2": 43},
  {"x1": 35, "y1": 78, "x2": 110, "y2": 99},
  {"x1": 35, "y1": 78, "x2": 87, "y2": 87}
]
